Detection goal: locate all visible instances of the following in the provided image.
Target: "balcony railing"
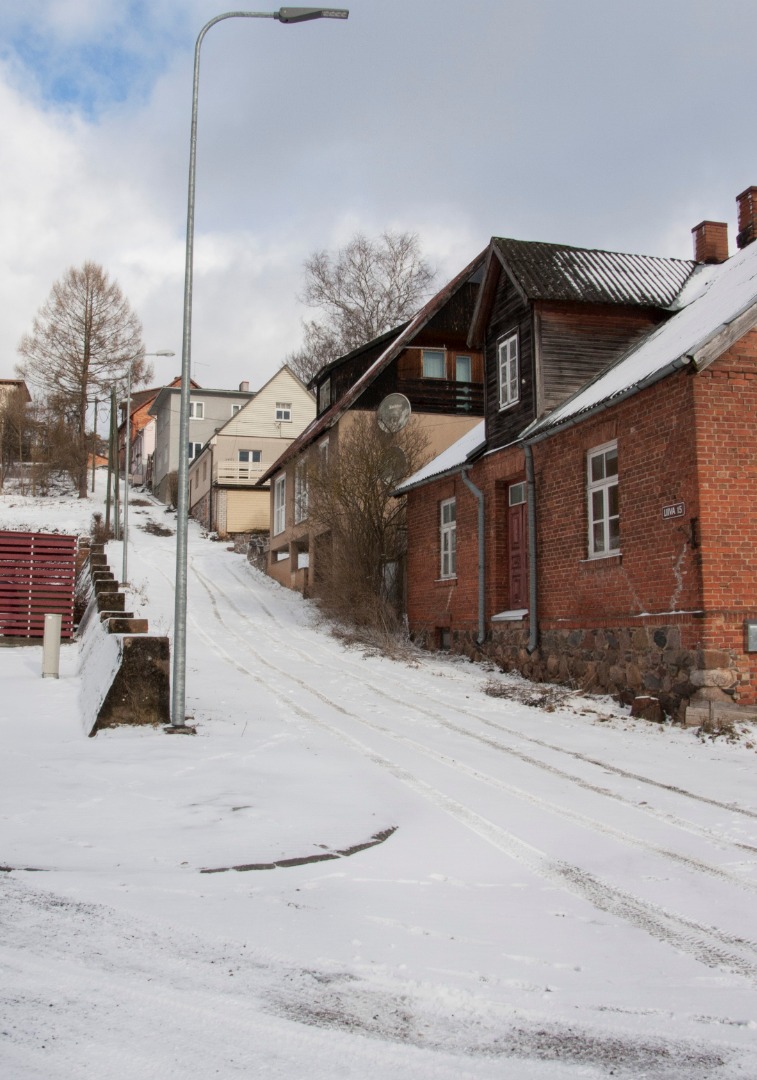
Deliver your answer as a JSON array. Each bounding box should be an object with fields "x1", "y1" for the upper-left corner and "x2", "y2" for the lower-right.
[
  {"x1": 214, "y1": 460, "x2": 266, "y2": 486},
  {"x1": 398, "y1": 379, "x2": 484, "y2": 415}
]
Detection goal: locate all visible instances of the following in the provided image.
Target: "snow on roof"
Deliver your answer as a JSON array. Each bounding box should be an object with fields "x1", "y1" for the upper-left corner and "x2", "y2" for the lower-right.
[
  {"x1": 527, "y1": 240, "x2": 757, "y2": 438},
  {"x1": 394, "y1": 420, "x2": 485, "y2": 494}
]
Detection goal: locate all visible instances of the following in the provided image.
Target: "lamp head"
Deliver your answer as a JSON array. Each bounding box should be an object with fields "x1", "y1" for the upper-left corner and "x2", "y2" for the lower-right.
[{"x1": 275, "y1": 8, "x2": 349, "y2": 23}]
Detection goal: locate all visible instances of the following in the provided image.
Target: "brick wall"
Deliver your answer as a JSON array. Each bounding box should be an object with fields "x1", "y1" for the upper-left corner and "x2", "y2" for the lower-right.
[{"x1": 406, "y1": 339, "x2": 757, "y2": 714}]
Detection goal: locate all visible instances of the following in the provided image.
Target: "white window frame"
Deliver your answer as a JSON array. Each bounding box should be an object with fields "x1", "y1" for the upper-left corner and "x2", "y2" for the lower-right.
[
  {"x1": 294, "y1": 460, "x2": 308, "y2": 524},
  {"x1": 188, "y1": 400, "x2": 204, "y2": 419},
  {"x1": 188, "y1": 441, "x2": 202, "y2": 460},
  {"x1": 318, "y1": 378, "x2": 331, "y2": 414},
  {"x1": 497, "y1": 331, "x2": 519, "y2": 410},
  {"x1": 440, "y1": 497, "x2": 457, "y2": 579},
  {"x1": 422, "y1": 349, "x2": 446, "y2": 379},
  {"x1": 231, "y1": 404, "x2": 242, "y2": 416},
  {"x1": 318, "y1": 438, "x2": 329, "y2": 472},
  {"x1": 273, "y1": 474, "x2": 286, "y2": 535},
  {"x1": 275, "y1": 402, "x2": 292, "y2": 422},
  {"x1": 238, "y1": 449, "x2": 262, "y2": 463},
  {"x1": 587, "y1": 441, "x2": 619, "y2": 558}
]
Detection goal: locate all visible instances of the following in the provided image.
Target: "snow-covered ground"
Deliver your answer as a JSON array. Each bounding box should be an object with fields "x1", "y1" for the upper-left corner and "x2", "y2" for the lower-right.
[{"x1": 1, "y1": 477, "x2": 756, "y2": 1079}]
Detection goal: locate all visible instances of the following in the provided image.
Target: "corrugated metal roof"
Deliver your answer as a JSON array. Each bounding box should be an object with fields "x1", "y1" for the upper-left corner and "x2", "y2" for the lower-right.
[{"x1": 493, "y1": 238, "x2": 697, "y2": 309}]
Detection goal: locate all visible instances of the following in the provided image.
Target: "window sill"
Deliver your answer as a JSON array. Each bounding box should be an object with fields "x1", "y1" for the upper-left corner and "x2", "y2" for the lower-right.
[
  {"x1": 435, "y1": 575, "x2": 457, "y2": 584},
  {"x1": 580, "y1": 552, "x2": 622, "y2": 567}
]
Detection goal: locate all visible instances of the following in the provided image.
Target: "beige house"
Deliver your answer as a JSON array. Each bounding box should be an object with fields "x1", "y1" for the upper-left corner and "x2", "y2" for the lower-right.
[{"x1": 189, "y1": 366, "x2": 314, "y2": 537}]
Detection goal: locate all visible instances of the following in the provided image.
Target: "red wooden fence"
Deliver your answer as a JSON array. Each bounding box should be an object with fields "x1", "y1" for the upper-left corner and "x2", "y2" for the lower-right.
[{"x1": 0, "y1": 531, "x2": 78, "y2": 640}]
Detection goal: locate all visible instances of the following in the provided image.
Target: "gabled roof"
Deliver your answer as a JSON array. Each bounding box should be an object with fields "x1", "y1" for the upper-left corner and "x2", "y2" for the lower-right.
[
  {"x1": 208, "y1": 365, "x2": 311, "y2": 439},
  {"x1": 258, "y1": 249, "x2": 487, "y2": 484},
  {"x1": 469, "y1": 237, "x2": 698, "y2": 345},
  {"x1": 307, "y1": 323, "x2": 410, "y2": 389},
  {"x1": 524, "y1": 238, "x2": 757, "y2": 440},
  {"x1": 148, "y1": 382, "x2": 253, "y2": 416}
]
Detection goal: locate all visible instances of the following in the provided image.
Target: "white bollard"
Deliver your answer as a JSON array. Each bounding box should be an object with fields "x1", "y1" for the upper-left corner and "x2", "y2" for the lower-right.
[{"x1": 42, "y1": 613, "x2": 62, "y2": 679}]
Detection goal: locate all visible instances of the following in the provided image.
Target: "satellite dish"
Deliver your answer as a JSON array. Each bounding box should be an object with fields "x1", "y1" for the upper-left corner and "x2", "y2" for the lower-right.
[{"x1": 376, "y1": 393, "x2": 411, "y2": 434}]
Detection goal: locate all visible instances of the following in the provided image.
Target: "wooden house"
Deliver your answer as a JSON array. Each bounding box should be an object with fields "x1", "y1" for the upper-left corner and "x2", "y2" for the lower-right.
[
  {"x1": 399, "y1": 191, "x2": 757, "y2": 720},
  {"x1": 259, "y1": 252, "x2": 487, "y2": 594}
]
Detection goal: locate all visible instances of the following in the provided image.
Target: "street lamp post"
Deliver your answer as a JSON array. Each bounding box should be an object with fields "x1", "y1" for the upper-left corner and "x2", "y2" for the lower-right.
[{"x1": 170, "y1": 8, "x2": 349, "y2": 731}]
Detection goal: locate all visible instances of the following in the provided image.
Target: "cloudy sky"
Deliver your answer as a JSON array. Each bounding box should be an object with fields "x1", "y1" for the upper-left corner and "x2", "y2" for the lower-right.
[{"x1": 1, "y1": 0, "x2": 755, "y2": 392}]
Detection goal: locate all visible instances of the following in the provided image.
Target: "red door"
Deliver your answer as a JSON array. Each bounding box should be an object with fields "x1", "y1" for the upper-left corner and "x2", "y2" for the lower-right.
[{"x1": 508, "y1": 485, "x2": 528, "y2": 609}]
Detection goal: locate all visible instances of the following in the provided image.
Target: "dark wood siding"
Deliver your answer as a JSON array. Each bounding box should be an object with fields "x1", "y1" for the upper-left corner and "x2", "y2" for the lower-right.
[
  {"x1": 538, "y1": 302, "x2": 668, "y2": 411},
  {"x1": 484, "y1": 273, "x2": 534, "y2": 451}
]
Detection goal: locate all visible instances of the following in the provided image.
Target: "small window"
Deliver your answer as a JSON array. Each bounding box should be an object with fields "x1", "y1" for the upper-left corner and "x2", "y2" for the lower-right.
[
  {"x1": 189, "y1": 401, "x2": 204, "y2": 419},
  {"x1": 238, "y1": 449, "x2": 262, "y2": 463},
  {"x1": 422, "y1": 349, "x2": 446, "y2": 379},
  {"x1": 456, "y1": 355, "x2": 472, "y2": 382},
  {"x1": 440, "y1": 497, "x2": 456, "y2": 578},
  {"x1": 231, "y1": 404, "x2": 242, "y2": 416},
  {"x1": 318, "y1": 438, "x2": 329, "y2": 471},
  {"x1": 509, "y1": 481, "x2": 526, "y2": 506},
  {"x1": 276, "y1": 402, "x2": 292, "y2": 422},
  {"x1": 587, "y1": 442, "x2": 619, "y2": 557},
  {"x1": 318, "y1": 378, "x2": 332, "y2": 414},
  {"x1": 497, "y1": 332, "x2": 519, "y2": 410},
  {"x1": 273, "y1": 474, "x2": 286, "y2": 535},
  {"x1": 188, "y1": 442, "x2": 202, "y2": 460}
]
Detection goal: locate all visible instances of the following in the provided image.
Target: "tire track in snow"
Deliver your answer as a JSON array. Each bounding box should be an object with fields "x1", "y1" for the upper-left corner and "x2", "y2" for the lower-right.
[
  {"x1": 211, "y1": 559, "x2": 757, "y2": 822},
  {"x1": 184, "y1": 562, "x2": 757, "y2": 985},
  {"x1": 189, "y1": 559, "x2": 757, "y2": 866}
]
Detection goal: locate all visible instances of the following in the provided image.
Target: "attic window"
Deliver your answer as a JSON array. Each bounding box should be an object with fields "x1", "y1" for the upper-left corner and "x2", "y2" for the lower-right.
[
  {"x1": 318, "y1": 378, "x2": 332, "y2": 413},
  {"x1": 497, "y1": 332, "x2": 519, "y2": 410},
  {"x1": 275, "y1": 402, "x2": 292, "y2": 422},
  {"x1": 422, "y1": 349, "x2": 446, "y2": 379}
]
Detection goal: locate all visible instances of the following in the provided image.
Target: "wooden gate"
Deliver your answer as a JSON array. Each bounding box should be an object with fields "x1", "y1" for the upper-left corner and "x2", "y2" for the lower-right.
[{"x1": 0, "y1": 531, "x2": 78, "y2": 639}]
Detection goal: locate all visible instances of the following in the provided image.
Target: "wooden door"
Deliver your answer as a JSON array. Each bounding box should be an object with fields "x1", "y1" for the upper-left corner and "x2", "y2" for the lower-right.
[{"x1": 508, "y1": 484, "x2": 528, "y2": 609}]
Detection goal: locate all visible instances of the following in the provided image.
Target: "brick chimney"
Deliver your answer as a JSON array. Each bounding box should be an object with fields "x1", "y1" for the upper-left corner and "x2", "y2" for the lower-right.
[
  {"x1": 736, "y1": 186, "x2": 757, "y2": 249},
  {"x1": 691, "y1": 220, "x2": 729, "y2": 264},
  {"x1": 239, "y1": 380, "x2": 250, "y2": 392}
]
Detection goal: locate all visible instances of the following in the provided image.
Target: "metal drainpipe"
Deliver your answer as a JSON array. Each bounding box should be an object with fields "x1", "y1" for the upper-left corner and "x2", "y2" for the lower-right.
[
  {"x1": 208, "y1": 445, "x2": 214, "y2": 531},
  {"x1": 524, "y1": 442, "x2": 538, "y2": 654},
  {"x1": 461, "y1": 469, "x2": 486, "y2": 646}
]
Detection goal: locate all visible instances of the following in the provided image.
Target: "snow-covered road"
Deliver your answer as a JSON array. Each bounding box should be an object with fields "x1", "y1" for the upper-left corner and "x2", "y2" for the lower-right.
[{"x1": 1, "y1": 488, "x2": 756, "y2": 1078}]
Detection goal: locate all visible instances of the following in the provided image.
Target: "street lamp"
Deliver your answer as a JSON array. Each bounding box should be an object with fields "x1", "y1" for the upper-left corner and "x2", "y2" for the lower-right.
[
  {"x1": 170, "y1": 8, "x2": 349, "y2": 731},
  {"x1": 121, "y1": 350, "x2": 175, "y2": 585}
]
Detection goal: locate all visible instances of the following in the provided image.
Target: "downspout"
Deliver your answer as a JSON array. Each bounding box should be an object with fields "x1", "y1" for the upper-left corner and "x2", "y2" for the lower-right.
[
  {"x1": 461, "y1": 468, "x2": 486, "y2": 646},
  {"x1": 208, "y1": 444, "x2": 214, "y2": 531},
  {"x1": 524, "y1": 442, "x2": 538, "y2": 654}
]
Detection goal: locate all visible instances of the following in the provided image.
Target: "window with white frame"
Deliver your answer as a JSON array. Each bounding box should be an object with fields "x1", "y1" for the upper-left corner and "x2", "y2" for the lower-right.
[
  {"x1": 273, "y1": 474, "x2": 286, "y2": 535},
  {"x1": 188, "y1": 442, "x2": 202, "y2": 460},
  {"x1": 275, "y1": 402, "x2": 292, "y2": 422},
  {"x1": 318, "y1": 438, "x2": 329, "y2": 472},
  {"x1": 238, "y1": 449, "x2": 262, "y2": 463},
  {"x1": 294, "y1": 460, "x2": 308, "y2": 524},
  {"x1": 497, "y1": 332, "x2": 519, "y2": 409},
  {"x1": 587, "y1": 442, "x2": 619, "y2": 557},
  {"x1": 423, "y1": 349, "x2": 446, "y2": 379},
  {"x1": 188, "y1": 400, "x2": 204, "y2": 419},
  {"x1": 231, "y1": 404, "x2": 242, "y2": 416},
  {"x1": 318, "y1": 378, "x2": 331, "y2": 414},
  {"x1": 455, "y1": 354, "x2": 472, "y2": 382},
  {"x1": 440, "y1": 497, "x2": 457, "y2": 578}
]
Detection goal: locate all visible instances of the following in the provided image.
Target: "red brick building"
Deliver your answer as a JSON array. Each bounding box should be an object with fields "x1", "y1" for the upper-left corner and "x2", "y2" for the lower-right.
[{"x1": 399, "y1": 190, "x2": 757, "y2": 719}]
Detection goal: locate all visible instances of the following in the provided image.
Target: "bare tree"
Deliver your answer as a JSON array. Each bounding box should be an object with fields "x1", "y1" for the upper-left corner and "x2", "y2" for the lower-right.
[
  {"x1": 17, "y1": 262, "x2": 149, "y2": 498},
  {"x1": 306, "y1": 411, "x2": 430, "y2": 637},
  {"x1": 0, "y1": 386, "x2": 30, "y2": 490},
  {"x1": 285, "y1": 231, "x2": 436, "y2": 384}
]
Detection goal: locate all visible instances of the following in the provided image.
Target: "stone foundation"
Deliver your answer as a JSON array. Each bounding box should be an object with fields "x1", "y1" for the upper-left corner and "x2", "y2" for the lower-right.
[{"x1": 416, "y1": 619, "x2": 743, "y2": 722}]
